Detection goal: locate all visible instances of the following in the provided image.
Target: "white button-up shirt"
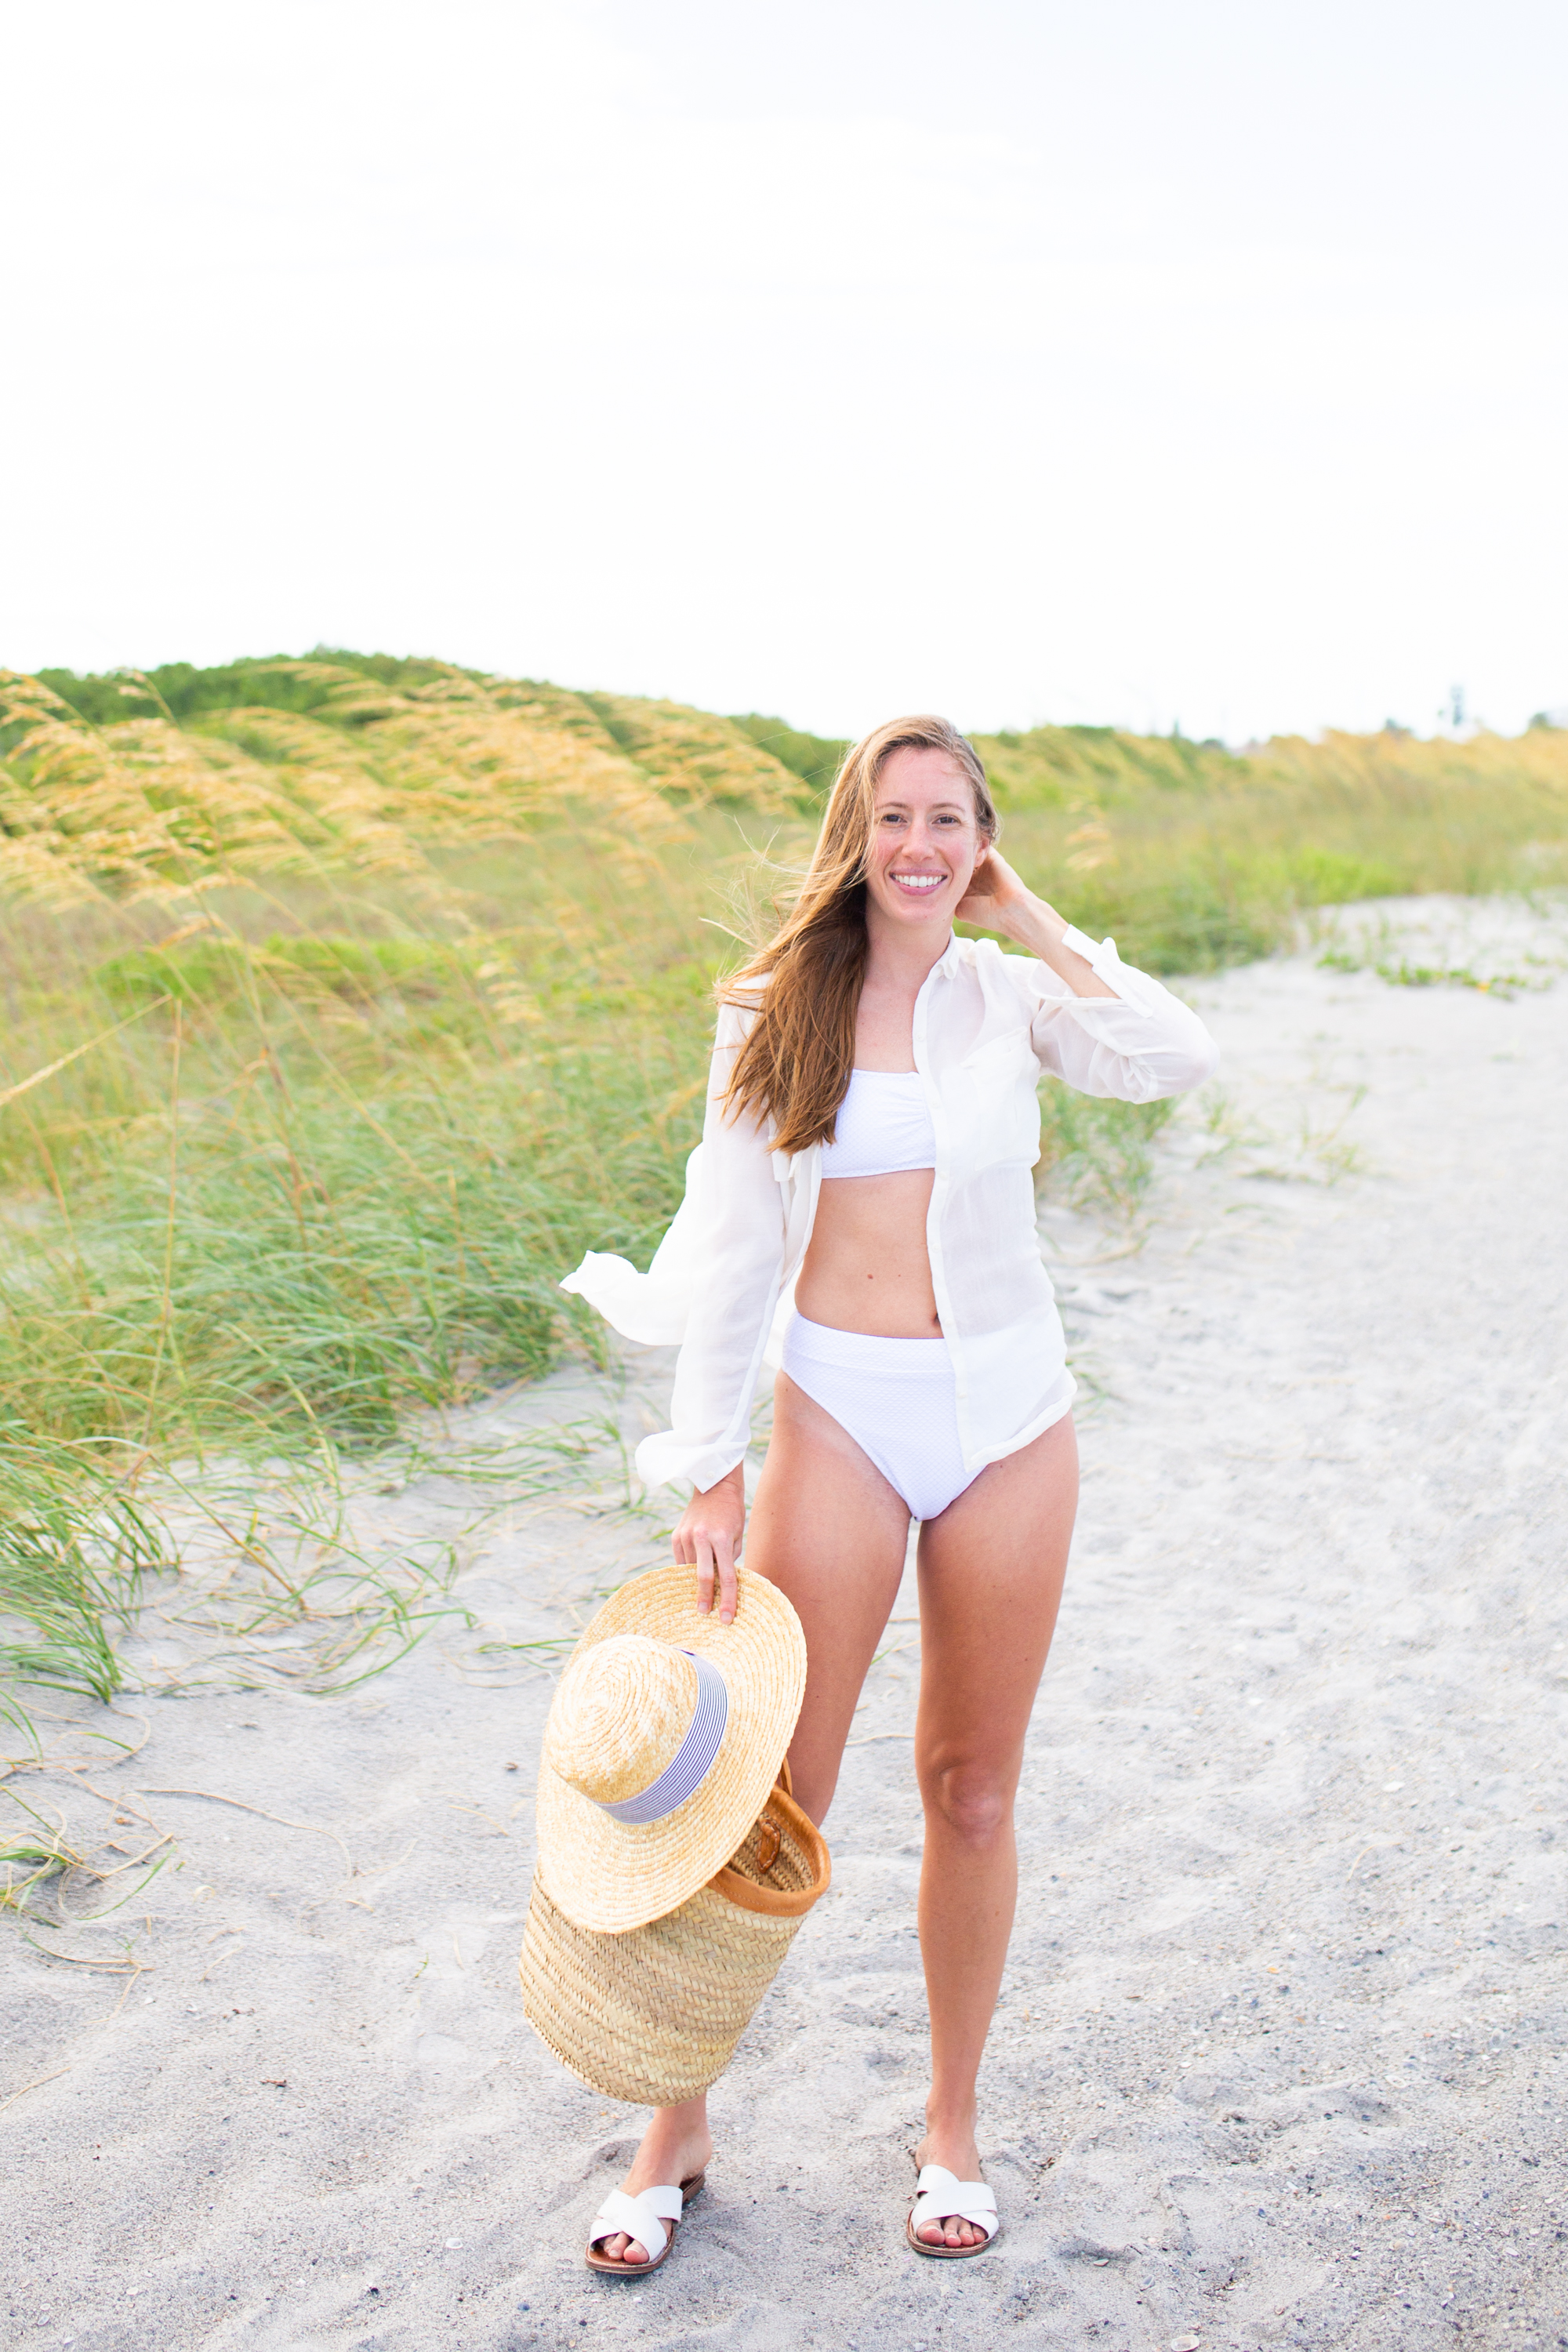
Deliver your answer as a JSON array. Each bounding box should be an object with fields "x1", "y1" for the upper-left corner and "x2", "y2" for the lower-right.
[{"x1": 562, "y1": 927, "x2": 1219, "y2": 1492}]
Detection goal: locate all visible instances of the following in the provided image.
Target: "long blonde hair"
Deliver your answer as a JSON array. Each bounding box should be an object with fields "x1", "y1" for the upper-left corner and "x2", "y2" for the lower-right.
[{"x1": 721, "y1": 715, "x2": 998, "y2": 1155}]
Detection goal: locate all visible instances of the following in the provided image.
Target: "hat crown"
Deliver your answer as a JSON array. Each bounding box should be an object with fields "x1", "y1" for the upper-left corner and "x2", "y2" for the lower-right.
[{"x1": 544, "y1": 1635, "x2": 699, "y2": 1808}]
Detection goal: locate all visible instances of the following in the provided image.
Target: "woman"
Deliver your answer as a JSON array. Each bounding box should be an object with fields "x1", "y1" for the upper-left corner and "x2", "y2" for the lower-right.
[{"x1": 563, "y1": 714, "x2": 1218, "y2": 2262}]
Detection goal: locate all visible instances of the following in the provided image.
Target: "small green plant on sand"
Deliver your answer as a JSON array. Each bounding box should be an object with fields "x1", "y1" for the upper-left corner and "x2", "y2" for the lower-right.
[{"x1": 1319, "y1": 947, "x2": 1553, "y2": 997}]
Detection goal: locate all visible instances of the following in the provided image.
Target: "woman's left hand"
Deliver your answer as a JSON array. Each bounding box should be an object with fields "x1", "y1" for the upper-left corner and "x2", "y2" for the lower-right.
[
  {"x1": 954, "y1": 844, "x2": 1033, "y2": 938},
  {"x1": 955, "y1": 851, "x2": 1116, "y2": 997}
]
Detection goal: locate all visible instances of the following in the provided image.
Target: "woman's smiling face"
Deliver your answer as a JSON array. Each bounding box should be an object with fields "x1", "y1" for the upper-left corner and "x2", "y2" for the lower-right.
[{"x1": 864, "y1": 744, "x2": 985, "y2": 932}]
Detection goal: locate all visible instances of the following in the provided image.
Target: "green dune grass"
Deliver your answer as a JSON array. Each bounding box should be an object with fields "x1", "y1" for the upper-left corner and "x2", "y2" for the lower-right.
[{"x1": 2, "y1": 652, "x2": 1566, "y2": 1700}]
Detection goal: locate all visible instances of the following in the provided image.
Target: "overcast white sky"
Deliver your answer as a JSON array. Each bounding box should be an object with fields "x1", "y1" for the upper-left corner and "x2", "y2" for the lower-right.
[{"x1": 5, "y1": 0, "x2": 1565, "y2": 741}]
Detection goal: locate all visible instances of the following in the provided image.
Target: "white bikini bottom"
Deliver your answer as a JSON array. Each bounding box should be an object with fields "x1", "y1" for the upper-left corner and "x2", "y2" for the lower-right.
[{"x1": 781, "y1": 1312, "x2": 984, "y2": 1523}]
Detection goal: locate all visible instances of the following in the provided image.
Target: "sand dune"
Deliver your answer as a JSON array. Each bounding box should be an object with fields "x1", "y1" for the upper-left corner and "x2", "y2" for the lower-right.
[{"x1": 3, "y1": 896, "x2": 1565, "y2": 2350}]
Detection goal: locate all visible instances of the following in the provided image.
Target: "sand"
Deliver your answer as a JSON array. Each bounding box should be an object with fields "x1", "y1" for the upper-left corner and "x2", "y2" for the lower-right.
[{"x1": 3, "y1": 893, "x2": 1566, "y2": 2352}]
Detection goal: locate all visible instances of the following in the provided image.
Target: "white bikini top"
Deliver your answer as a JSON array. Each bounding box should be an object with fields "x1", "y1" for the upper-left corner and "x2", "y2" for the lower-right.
[{"x1": 819, "y1": 1069, "x2": 936, "y2": 1179}]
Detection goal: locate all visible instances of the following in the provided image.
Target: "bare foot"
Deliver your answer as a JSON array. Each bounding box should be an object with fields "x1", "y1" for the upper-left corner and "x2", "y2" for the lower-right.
[
  {"x1": 590, "y1": 2098, "x2": 713, "y2": 2268},
  {"x1": 913, "y1": 2122, "x2": 990, "y2": 2250}
]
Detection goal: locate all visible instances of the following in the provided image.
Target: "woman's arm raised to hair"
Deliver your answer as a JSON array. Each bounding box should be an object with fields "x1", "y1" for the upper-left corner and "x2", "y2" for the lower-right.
[
  {"x1": 959, "y1": 843, "x2": 1218, "y2": 1100},
  {"x1": 953, "y1": 846, "x2": 1118, "y2": 999}
]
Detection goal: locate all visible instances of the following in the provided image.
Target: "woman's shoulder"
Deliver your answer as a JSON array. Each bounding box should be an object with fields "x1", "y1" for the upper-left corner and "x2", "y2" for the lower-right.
[
  {"x1": 713, "y1": 978, "x2": 768, "y2": 1046},
  {"x1": 949, "y1": 932, "x2": 1037, "y2": 1000}
]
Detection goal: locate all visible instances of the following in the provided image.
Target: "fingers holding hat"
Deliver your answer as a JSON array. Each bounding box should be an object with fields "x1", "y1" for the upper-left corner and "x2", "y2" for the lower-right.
[{"x1": 673, "y1": 1465, "x2": 746, "y2": 1625}]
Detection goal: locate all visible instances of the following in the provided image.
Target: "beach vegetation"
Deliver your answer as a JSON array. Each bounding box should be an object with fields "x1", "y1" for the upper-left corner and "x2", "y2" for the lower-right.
[{"x1": 3, "y1": 655, "x2": 1566, "y2": 1707}]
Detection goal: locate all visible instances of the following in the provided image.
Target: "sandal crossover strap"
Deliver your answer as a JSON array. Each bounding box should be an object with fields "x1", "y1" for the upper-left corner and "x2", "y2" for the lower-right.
[
  {"x1": 588, "y1": 2183, "x2": 685, "y2": 2263},
  {"x1": 911, "y1": 2164, "x2": 997, "y2": 2241}
]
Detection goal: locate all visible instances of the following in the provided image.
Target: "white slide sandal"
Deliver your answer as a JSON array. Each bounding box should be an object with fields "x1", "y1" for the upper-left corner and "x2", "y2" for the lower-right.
[
  {"x1": 585, "y1": 2172, "x2": 706, "y2": 2274},
  {"x1": 907, "y1": 2161, "x2": 998, "y2": 2258}
]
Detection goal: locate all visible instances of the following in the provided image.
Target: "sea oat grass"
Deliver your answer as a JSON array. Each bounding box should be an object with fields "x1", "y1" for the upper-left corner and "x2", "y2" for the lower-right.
[
  {"x1": 975, "y1": 720, "x2": 1568, "y2": 971},
  {"x1": 4, "y1": 656, "x2": 1567, "y2": 1704},
  {"x1": 0, "y1": 1428, "x2": 170, "y2": 1700}
]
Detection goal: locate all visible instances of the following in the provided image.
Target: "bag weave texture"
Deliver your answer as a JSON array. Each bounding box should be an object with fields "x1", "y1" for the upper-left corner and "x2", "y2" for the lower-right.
[{"x1": 519, "y1": 1788, "x2": 829, "y2": 2105}]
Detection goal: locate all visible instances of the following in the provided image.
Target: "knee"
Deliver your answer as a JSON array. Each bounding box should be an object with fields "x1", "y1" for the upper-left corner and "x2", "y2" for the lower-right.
[{"x1": 920, "y1": 1757, "x2": 1014, "y2": 1849}]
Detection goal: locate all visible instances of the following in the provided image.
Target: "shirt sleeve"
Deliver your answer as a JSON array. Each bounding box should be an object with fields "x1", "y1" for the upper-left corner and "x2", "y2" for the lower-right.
[
  {"x1": 561, "y1": 997, "x2": 789, "y2": 1494},
  {"x1": 641, "y1": 1003, "x2": 788, "y2": 1490},
  {"x1": 1020, "y1": 927, "x2": 1221, "y2": 1102}
]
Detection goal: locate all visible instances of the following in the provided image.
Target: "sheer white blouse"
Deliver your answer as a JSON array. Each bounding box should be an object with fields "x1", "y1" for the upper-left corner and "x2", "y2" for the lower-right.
[{"x1": 561, "y1": 926, "x2": 1219, "y2": 1493}]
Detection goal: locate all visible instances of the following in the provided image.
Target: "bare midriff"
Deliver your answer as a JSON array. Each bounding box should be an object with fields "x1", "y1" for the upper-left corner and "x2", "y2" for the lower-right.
[{"x1": 793, "y1": 1170, "x2": 941, "y2": 1338}]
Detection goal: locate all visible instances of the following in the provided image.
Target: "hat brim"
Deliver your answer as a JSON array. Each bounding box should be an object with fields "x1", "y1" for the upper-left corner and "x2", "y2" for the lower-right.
[{"x1": 535, "y1": 1563, "x2": 808, "y2": 1933}]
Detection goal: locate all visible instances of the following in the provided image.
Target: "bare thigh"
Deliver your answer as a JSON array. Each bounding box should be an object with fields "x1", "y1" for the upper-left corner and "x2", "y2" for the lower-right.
[
  {"x1": 743, "y1": 1371, "x2": 912, "y2": 1824},
  {"x1": 915, "y1": 1414, "x2": 1079, "y2": 1794}
]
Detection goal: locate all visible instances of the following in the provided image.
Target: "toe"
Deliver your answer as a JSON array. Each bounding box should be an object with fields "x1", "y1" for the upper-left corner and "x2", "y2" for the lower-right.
[{"x1": 920, "y1": 2214, "x2": 986, "y2": 2248}]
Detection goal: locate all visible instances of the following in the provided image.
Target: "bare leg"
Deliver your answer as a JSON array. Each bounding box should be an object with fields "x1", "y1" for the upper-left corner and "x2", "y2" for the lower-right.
[
  {"x1": 745, "y1": 1370, "x2": 915, "y2": 1822},
  {"x1": 598, "y1": 1373, "x2": 911, "y2": 2259},
  {"x1": 909, "y1": 1412, "x2": 1077, "y2": 2245}
]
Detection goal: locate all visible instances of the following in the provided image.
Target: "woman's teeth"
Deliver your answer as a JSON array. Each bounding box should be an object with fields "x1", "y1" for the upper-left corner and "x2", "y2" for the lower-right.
[{"x1": 892, "y1": 873, "x2": 944, "y2": 892}]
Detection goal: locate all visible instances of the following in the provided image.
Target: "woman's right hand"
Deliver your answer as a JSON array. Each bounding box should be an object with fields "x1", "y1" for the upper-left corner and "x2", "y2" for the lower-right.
[{"x1": 673, "y1": 1464, "x2": 746, "y2": 1625}]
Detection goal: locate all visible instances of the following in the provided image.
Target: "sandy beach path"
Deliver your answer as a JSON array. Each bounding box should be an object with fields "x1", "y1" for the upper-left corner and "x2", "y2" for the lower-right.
[{"x1": 3, "y1": 897, "x2": 1566, "y2": 2351}]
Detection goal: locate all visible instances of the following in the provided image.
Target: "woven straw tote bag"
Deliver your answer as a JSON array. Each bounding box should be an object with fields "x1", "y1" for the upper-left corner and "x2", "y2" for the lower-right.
[{"x1": 519, "y1": 1779, "x2": 829, "y2": 2106}]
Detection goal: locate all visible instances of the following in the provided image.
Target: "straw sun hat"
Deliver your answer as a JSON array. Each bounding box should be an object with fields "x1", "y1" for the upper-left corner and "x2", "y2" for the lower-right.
[{"x1": 536, "y1": 1562, "x2": 808, "y2": 1935}]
